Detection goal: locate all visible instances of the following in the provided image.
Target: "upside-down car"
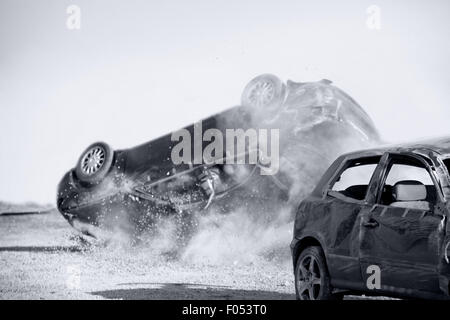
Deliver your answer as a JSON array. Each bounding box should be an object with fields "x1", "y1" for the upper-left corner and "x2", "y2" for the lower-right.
[{"x1": 57, "y1": 74, "x2": 380, "y2": 238}]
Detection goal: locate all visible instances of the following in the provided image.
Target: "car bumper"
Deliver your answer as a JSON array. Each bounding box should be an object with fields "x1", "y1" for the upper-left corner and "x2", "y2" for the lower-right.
[
  {"x1": 57, "y1": 169, "x2": 143, "y2": 232},
  {"x1": 290, "y1": 237, "x2": 300, "y2": 269},
  {"x1": 59, "y1": 192, "x2": 127, "y2": 226}
]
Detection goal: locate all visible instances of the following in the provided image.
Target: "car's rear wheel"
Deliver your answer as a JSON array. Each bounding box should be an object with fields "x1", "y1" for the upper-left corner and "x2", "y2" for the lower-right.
[
  {"x1": 75, "y1": 142, "x2": 114, "y2": 185},
  {"x1": 241, "y1": 74, "x2": 286, "y2": 110},
  {"x1": 295, "y1": 246, "x2": 341, "y2": 300}
]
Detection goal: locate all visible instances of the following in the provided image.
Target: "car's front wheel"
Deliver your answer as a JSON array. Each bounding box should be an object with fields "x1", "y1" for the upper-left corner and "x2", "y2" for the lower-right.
[
  {"x1": 75, "y1": 142, "x2": 114, "y2": 185},
  {"x1": 295, "y1": 246, "x2": 341, "y2": 300}
]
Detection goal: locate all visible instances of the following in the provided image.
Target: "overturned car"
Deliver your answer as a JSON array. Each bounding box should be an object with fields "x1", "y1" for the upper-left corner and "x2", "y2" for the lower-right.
[{"x1": 57, "y1": 74, "x2": 380, "y2": 239}]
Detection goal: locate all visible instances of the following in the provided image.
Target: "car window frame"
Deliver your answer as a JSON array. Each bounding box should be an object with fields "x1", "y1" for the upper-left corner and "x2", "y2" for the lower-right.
[
  {"x1": 324, "y1": 155, "x2": 382, "y2": 204},
  {"x1": 442, "y1": 158, "x2": 450, "y2": 182},
  {"x1": 139, "y1": 166, "x2": 209, "y2": 205},
  {"x1": 373, "y1": 152, "x2": 444, "y2": 211}
]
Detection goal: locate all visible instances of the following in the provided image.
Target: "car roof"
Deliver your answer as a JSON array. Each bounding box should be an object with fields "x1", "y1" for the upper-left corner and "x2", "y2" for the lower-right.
[{"x1": 342, "y1": 136, "x2": 450, "y2": 159}]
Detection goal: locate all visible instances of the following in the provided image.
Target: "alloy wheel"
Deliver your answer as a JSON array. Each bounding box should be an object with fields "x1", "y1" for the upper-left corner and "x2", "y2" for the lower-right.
[
  {"x1": 297, "y1": 254, "x2": 322, "y2": 300},
  {"x1": 81, "y1": 146, "x2": 106, "y2": 175}
]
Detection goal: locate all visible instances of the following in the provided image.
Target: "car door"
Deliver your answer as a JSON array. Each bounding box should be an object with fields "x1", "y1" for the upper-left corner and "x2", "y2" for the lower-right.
[
  {"x1": 320, "y1": 156, "x2": 381, "y2": 289},
  {"x1": 359, "y1": 152, "x2": 446, "y2": 295},
  {"x1": 133, "y1": 165, "x2": 211, "y2": 213}
]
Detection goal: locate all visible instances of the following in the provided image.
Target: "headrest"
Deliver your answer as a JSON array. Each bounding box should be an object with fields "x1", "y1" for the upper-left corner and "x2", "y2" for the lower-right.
[{"x1": 393, "y1": 180, "x2": 427, "y2": 201}]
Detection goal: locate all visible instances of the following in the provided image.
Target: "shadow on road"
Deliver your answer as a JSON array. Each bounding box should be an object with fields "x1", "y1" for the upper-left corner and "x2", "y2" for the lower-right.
[
  {"x1": 0, "y1": 246, "x2": 84, "y2": 253},
  {"x1": 91, "y1": 283, "x2": 295, "y2": 300},
  {"x1": 0, "y1": 210, "x2": 53, "y2": 216}
]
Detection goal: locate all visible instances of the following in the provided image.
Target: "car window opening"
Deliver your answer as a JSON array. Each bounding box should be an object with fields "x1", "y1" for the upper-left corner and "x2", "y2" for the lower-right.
[
  {"x1": 444, "y1": 159, "x2": 450, "y2": 180},
  {"x1": 331, "y1": 156, "x2": 381, "y2": 201},
  {"x1": 379, "y1": 156, "x2": 437, "y2": 211}
]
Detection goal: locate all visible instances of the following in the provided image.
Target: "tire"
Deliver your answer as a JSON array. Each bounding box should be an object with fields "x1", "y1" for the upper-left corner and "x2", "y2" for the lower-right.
[
  {"x1": 241, "y1": 74, "x2": 286, "y2": 110},
  {"x1": 295, "y1": 246, "x2": 342, "y2": 300},
  {"x1": 75, "y1": 142, "x2": 114, "y2": 185}
]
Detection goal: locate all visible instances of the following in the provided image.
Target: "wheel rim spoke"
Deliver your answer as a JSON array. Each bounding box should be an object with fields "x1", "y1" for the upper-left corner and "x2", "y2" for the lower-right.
[
  {"x1": 312, "y1": 277, "x2": 321, "y2": 286},
  {"x1": 309, "y1": 257, "x2": 315, "y2": 273},
  {"x1": 299, "y1": 264, "x2": 308, "y2": 276},
  {"x1": 308, "y1": 287, "x2": 315, "y2": 300},
  {"x1": 298, "y1": 281, "x2": 309, "y2": 295}
]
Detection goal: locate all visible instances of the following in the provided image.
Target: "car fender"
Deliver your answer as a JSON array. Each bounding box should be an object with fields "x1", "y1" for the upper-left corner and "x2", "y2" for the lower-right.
[{"x1": 292, "y1": 232, "x2": 329, "y2": 268}]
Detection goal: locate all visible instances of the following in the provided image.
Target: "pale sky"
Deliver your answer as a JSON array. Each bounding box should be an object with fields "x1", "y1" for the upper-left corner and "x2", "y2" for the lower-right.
[{"x1": 0, "y1": 0, "x2": 449, "y2": 204}]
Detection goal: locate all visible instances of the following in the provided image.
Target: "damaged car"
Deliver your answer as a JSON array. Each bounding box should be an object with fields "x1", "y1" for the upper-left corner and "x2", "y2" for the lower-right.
[
  {"x1": 291, "y1": 137, "x2": 450, "y2": 300},
  {"x1": 57, "y1": 74, "x2": 380, "y2": 239}
]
